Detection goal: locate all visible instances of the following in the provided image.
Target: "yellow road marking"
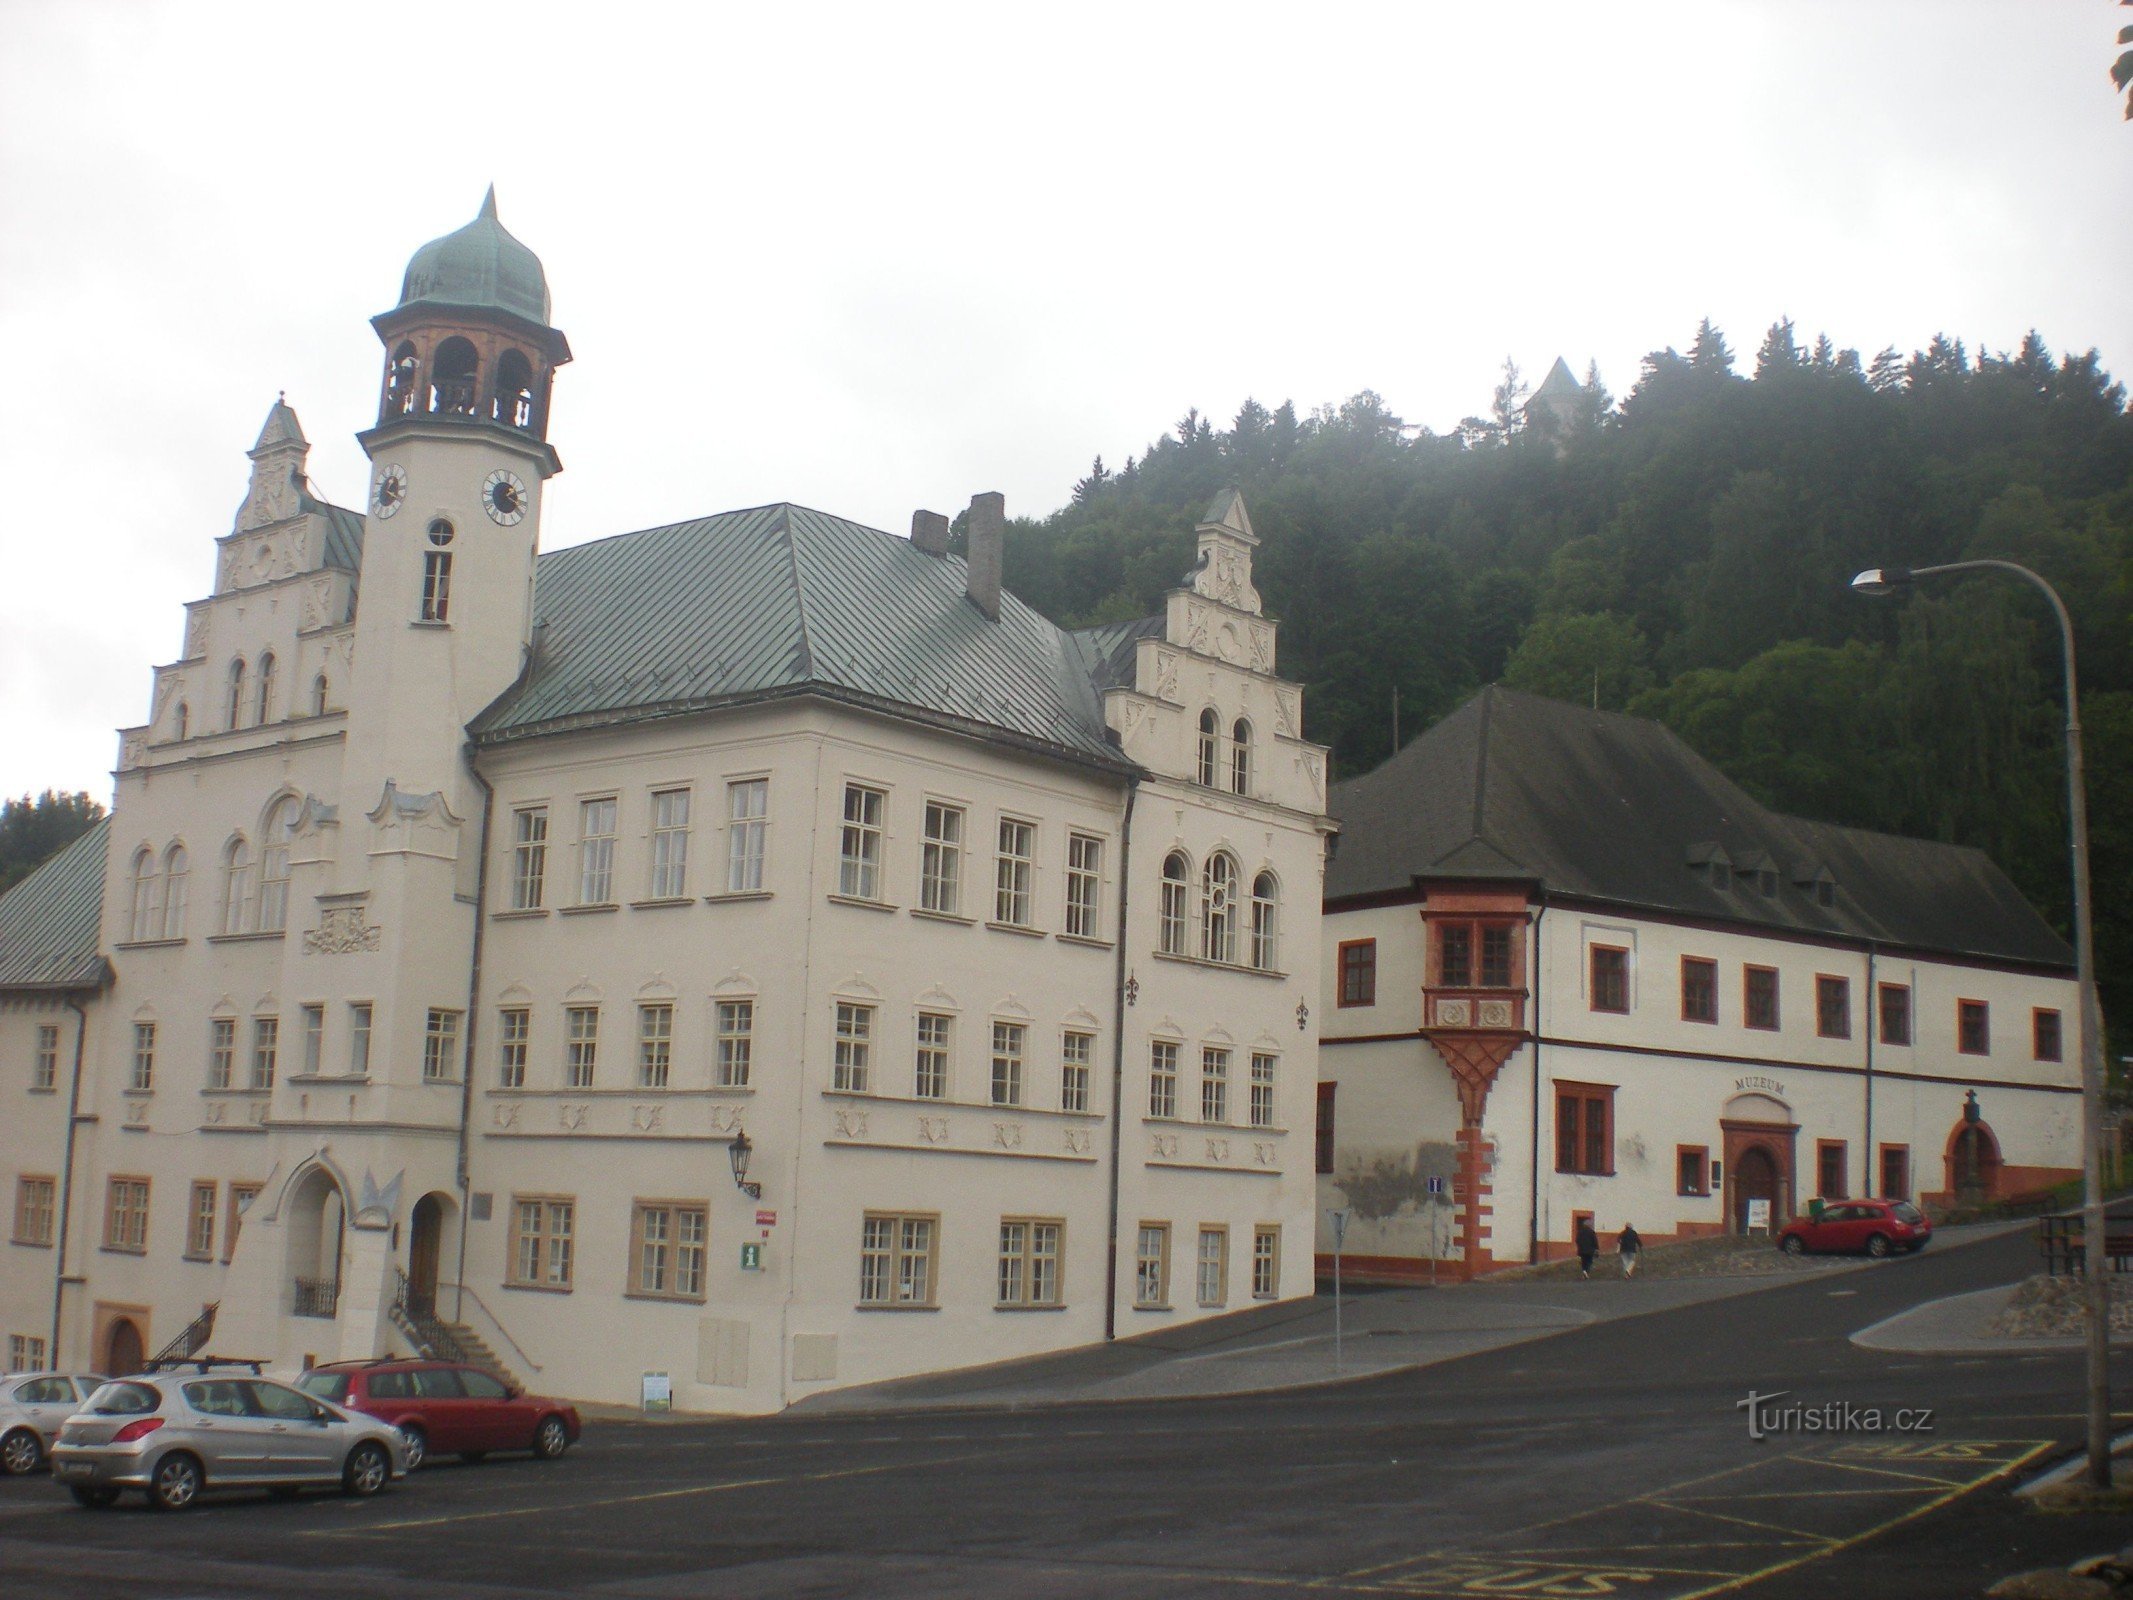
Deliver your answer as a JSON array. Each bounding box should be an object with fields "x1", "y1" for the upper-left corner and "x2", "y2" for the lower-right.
[
  {"x1": 1640, "y1": 1500, "x2": 1835, "y2": 1546},
  {"x1": 1787, "y1": 1454, "x2": 1973, "y2": 1489}
]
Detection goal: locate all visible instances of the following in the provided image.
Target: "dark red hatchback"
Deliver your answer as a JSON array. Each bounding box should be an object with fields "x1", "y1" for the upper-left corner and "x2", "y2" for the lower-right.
[
  {"x1": 1777, "y1": 1198, "x2": 1932, "y2": 1258},
  {"x1": 296, "y1": 1359, "x2": 579, "y2": 1471}
]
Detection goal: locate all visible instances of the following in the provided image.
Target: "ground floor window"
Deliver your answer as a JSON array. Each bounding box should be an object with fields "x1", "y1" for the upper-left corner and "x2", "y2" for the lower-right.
[
  {"x1": 104, "y1": 1177, "x2": 149, "y2": 1253},
  {"x1": 996, "y1": 1218, "x2": 1063, "y2": 1307},
  {"x1": 1816, "y1": 1140, "x2": 1849, "y2": 1201},
  {"x1": 12, "y1": 1176, "x2": 55, "y2": 1247},
  {"x1": 7, "y1": 1334, "x2": 46, "y2": 1373},
  {"x1": 1135, "y1": 1223, "x2": 1170, "y2": 1307},
  {"x1": 1554, "y1": 1083, "x2": 1614, "y2": 1176},
  {"x1": 1196, "y1": 1226, "x2": 1228, "y2": 1307},
  {"x1": 1676, "y1": 1146, "x2": 1708, "y2": 1197},
  {"x1": 508, "y1": 1196, "x2": 575, "y2": 1289},
  {"x1": 1252, "y1": 1225, "x2": 1280, "y2": 1299},
  {"x1": 186, "y1": 1181, "x2": 217, "y2": 1260},
  {"x1": 1879, "y1": 1144, "x2": 1911, "y2": 1202},
  {"x1": 631, "y1": 1202, "x2": 707, "y2": 1300},
  {"x1": 860, "y1": 1212, "x2": 936, "y2": 1306}
]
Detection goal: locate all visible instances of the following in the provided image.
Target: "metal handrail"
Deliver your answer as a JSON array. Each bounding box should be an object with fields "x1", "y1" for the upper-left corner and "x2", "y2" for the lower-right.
[
  {"x1": 145, "y1": 1302, "x2": 218, "y2": 1367},
  {"x1": 435, "y1": 1280, "x2": 543, "y2": 1374}
]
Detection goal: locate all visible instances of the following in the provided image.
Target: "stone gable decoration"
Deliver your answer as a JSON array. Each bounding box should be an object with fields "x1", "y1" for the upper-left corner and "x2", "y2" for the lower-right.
[{"x1": 303, "y1": 906, "x2": 381, "y2": 955}]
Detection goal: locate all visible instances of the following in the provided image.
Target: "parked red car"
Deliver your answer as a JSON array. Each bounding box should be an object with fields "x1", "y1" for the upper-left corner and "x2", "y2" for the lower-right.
[
  {"x1": 296, "y1": 1360, "x2": 579, "y2": 1471},
  {"x1": 1777, "y1": 1198, "x2": 1932, "y2": 1258}
]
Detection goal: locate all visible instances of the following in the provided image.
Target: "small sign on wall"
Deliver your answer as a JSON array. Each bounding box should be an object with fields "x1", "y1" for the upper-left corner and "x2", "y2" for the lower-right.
[
  {"x1": 740, "y1": 1242, "x2": 763, "y2": 1271},
  {"x1": 641, "y1": 1371, "x2": 671, "y2": 1414}
]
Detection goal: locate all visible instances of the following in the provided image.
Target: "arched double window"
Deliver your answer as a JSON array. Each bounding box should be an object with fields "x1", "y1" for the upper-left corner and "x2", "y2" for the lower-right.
[
  {"x1": 127, "y1": 849, "x2": 160, "y2": 943},
  {"x1": 220, "y1": 836, "x2": 252, "y2": 935},
  {"x1": 1203, "y1": 851, "x2": 1239, "y2": 964},
  {"x1": 161, "y1": 844, "x2": 189, "y2": 939},
  {"x1": 1159, "y1": 851, "x2": 1191, "y2": 956},
  {"x1": 255, "y1": 652, "x2": 278, "y2": 725},
  {"x1": 1250, "y1": 870, "x2": 1279, "y2": 970},
  {"x1": 1231, "y1": 719, "x2": 1252, "y2": 795},
  {"x1": 226, "y1": 659, "x2": 247, "y2": 730},
  {"x1": 1196, "y1": 709, "x2": 1220, "y2": 787},
  {"x1": 258, "y1": 798, "x2": 299, "y2": 933}
]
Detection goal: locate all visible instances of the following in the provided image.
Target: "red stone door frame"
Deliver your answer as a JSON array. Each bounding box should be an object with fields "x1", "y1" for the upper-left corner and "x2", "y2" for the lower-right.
[{"x1": 1721, "y1": 1118, "x2": 1798, "y2": 1235}]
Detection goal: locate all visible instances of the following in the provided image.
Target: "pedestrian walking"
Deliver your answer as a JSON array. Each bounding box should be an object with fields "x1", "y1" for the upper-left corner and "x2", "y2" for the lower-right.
[
  {"x1": 1618, "y1": 1222, "x2": 1642, "y2": 1279},
  {"x1": 1575, "y1": 1217, "x2": 1599, "y2": 1278}
]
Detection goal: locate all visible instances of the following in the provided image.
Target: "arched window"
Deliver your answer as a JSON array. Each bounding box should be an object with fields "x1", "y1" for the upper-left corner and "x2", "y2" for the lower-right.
[
  {"x1": 310, "y1": 674, "x2": 329, "y2": 717},
  {"x1": 1231, "y1": 718, "x2": 1252, "y2": 795},
  {"x1": 383, "y1": 341, "x2": 419, "y2": 418},
  {"x1": 496, "y1": 348, "x2": 536, "y2": 430},
  {"x1": 173, "y1": 701, "x2": 189, "y2": 741},
  {"x1": 1196, "y1": 709, "x2": 1219, "y2": 787},
  {"x1": 1159, "y1": 851, "x2": 1190, "y2": 956},
  {"x1": 226, "y1": 658, "x2": 247, "y2": 730},
  {"x1": 432, "y1": 337, "x2": 479, "y2": 416},
  {"x1": 421, "y1": 520, "x2": 454, "y2": 622},
  {"x1": 254, "y1": 652, "x2": 277, "y2": 724},
  {"x1": 220, "y1": 836, "x2": 252, "y2": 935},
  {"x1": 1250, "y1": 871, "x2": 1279, "y2": 970},
  {"x1": 1203, "y1": 852, "x2": 1238, "y2": 964},
  {"x1": 127, "y1": 849, "x2": 160, "y2": 943},
  {"x1": 258, "y1": 798, "x2": 298, "y2": 933},
  {"x1": 161, "y1": 844, "x2": 189, "y2": 939}
]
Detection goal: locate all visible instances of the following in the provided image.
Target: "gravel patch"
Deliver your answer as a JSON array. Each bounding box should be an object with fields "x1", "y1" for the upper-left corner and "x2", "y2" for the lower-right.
[
  {"x1": 1987, "y1": 1273, "x2": 2133, "y2": 1340},
  {"x1": 1496, "y1": 1234, "x2": 1856, "y2": 1282}
]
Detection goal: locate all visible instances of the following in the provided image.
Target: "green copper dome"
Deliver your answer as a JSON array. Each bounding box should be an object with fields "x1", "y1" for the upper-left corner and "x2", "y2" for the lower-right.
[{"x1": 397, "y1": 187, "x2": 552, "y2": 326}]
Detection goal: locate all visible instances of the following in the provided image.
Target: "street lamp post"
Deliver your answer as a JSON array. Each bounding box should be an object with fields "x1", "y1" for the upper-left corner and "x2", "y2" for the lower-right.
[{"x1": 1851, "y1": 561, "x2": 2112, "y2": 1488}]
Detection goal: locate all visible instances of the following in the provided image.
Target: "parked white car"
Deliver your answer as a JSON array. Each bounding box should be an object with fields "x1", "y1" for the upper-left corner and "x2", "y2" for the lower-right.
[{"x1": 0, "y1": 1372, "x2": 106, "y2": 1475}]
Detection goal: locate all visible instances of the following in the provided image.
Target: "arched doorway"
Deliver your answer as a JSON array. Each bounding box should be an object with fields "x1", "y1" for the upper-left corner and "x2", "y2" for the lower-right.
[
  {"x1": 1948, "y1": 1119, "x2": 2002, "y2": 1205},
  {"x1": 408, "y1": 1193, "x2": 448, "y2": 1315},
  {"x1": 1732, "y1": 1146, "x2": 1779, "y2": 1233},
  {"x1": 285, "y1": 1166, "x2": 346, "y2": 1320},
  {"x1": 104, "y1": 1317, "x2": 144, "y2": 1376}
]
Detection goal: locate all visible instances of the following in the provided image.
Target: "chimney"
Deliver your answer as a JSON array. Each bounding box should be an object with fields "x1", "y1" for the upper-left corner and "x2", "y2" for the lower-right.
[
  {"x1": 910, "y1": 508, "x2": 950, "y2": 557},
  {"x1": 965, "y1": 491, "x2": 1004, "y2": 620}
]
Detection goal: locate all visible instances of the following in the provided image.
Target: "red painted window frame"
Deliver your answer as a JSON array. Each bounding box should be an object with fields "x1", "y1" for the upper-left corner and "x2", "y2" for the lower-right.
[
  {"x1": 1744, "y1": 965, "x2": 1780, "y2": 1031},
  {"x1": 1815, "y1": 1138, "x2": 1849, "y2": 1201},
  {"x1": 1314, "y1": 1083, "x2": 1337, "y2": 1174},
  {"x1": 1676, "y1": 1144, "x2": 1709, "y2": 1196},
  {"x1": 1957, "y1": 998, "x2": 1989, "y2": 1056},
  {"x1": 1336, "y1": 941, "x2": 1376, "y2": 1008},
  {"x1": 1588, "y1": 945, "x2": 1630, "y2": 1015},
  {"x1": 2032, "y1": 1007, "x2": 2062, "y2": 1062},
  {"x1": 1877, "y1": 982, "x2": 1911, "y2": 1046},
  {"x1": 1680, "y1": 956, "x2": 1717, "y2": 1024},
  {"x1": 1815, "y1": 974, "x2": 1851, "y2": 1040},
  {"x1": 1553, "y1": 1081, "x2": 1615, "y2": 1176}
]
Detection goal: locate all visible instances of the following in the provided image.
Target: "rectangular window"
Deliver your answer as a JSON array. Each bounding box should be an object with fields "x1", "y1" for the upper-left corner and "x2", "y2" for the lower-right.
[
  {"x1": 632, "y1": 1202, "x2": 708, "y2": 1300},
  {"x1": 510, "y1": 806, "x2": 548, "y2": 910},
  {"x1": 1554, "y1": 1083, "x2": 1614, "y2": 1176},
  {"x1": 1159, "y1": 863, "x2": 1188, "y2": 954},
  {"x1": 1816, "y1": 976, "x2": 1851, "y2": 1040},
  {"x1": 649, "y1": 788, "x2": 691, "y2": 898},
  {"x1": 300, "y1": 1003, "x2": 324, "y2": 1075},
  {"x1": 1338, "y1": 940, "x2": 1376, "y2": 1006},
  {"x1": 994, "y1": 817, "x2": 1034, "y2": 926},
  {"x1": 1196, "y1": 1226, "x2": 1228, "y2": 1307},
  {"x1": 508, "y1": 1197, "x2": 575, "y2": 1289},
  {"x1": 637, "y1": 1002, "x2": 673, "y2": 1088},
  {"x1": 349, "y1": 1003, "x2": 372, "y2": 1077},
  {"x1": 1149, "y1": 1041, "x2": 1178, "y2": 1119},
  {"x1": 207, "y1": 1018, "x2": 235, "y2": 1089},
  {"x1": 1249, "y1": 1052, "x2": 1276, "y2": 1129},
  {"x1": 104, "y1": 1177, "x2": 149, "y2": 1253},
  {"x1": 1744, "y1": 966, "x2": 1780, "y2": 1031},
  {"x1": 1060, "y1": 1030, "x2": 1092, "y2": 1113},
  {"x1": 420, "y1": 549, "x2": 452, "y2": 622},
  {"x1": 858, "y1": 1212, "x2": 936, "y2": 1306},
  {"x1": 578, "y1": 797, "x2": 618, "y2": 904},
  {"x1": 1065, "y1": 833, "x2": 1102, "y2": 939},
  {"x1": 186, "y1": 1180, "x2": 217, "y2": 1260},
  {"x1": 120, "y1": 1020, "x2": 155, "y2": 1094},
  {"x1": 1589, "y1": 946, "x2": 1629, "y2": 1014},
  {"x1": 726, "y1": 779, "x2": 768, "y2": 893},
  {"x1": 1316, "y1": 1082, "x2": 1337, "y2": 1174},
  {"x1": 1879, "y1": 983, "x2": 1911, "y2": 1046},
  {"x1": 1135, "y1": 1223, "x2": 1170, "y2": 1307},
  {"x1": 838, "y1": 784, "x2": 885, "y2": 900},
  {"x1": 2034, "y1": 1008, "x2": 2063, "y2": 1062},
  {"x1": 1201, "y1": 1047, "x2": 1230, "y2": 1124},
  {"x1": 919, "y1": 802, "x2": 964, "y2": 915},
  {"x1": 1681, "y1": 957, "x2": 1718, "y2": 1023},
  {"x1": 1958, "y1": 999, "x2": 1990, "y2": 1055},
  {"x1": 1480, "y1": 926, "x2": 1515, "y2": 989},
  {"x1": 1439, "y1": 923, "x2": 1472, "y2": 987},
  {"x1": 715, "y1": 1000, "x2": 754, "y2": 1088},
  {"x1": 224, "y1": 1182, "x2": 261, "y2": 1263},
  {"x1": 1880, "y1": 1145, "x2": 1911, "y2": 1202},
  {"x1": 422, "y1": 1009, "x2": 462, "y2": 1082},
  {"x1": 1252, "y1": 1225, "x2": 1280, "y2": 1299},
  {"x1": 912, "y1": 1012, "x2": 951, "y2": 1100},
  {"x1": 1817, "y1": 1139, "x2": 1848, "y2": 1200},
  {"x1": 250, "y1": 1016, "x2": 278, "y2": 1089},
  {"x1": 1676, "y1": 1146, "x2": 1708, "y2": 1197},
  {"x1": 834, "y1": 1003, "x2": 873, "y2": 1093},
  {"x1": 12, "y1": 1176, "x2": 55, "y2": 1246},
  {"x1": 565, "y1": 1005, "x2": 600, "y2": 1089},
  {"x1": 33, "y1": 1024, "x2": 57, "y2": 1090},
  {"x1": 997, "y1": 1217, "x2": 1063, "y2": 1307},
  {"x1": 8, "y1": 1335, "x2": 47, "y2": 1373},
  {"x1": 498, "y1": 1007, "x2": 530, "y2": 1089},
  {"x1": 990, "y1": 1021, "x2": 1026, "y2": 1107}
]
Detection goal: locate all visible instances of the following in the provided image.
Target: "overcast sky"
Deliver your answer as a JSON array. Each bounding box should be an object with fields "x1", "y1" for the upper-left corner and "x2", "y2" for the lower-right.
[{"x1": 2, "y1": 1, "x2": 2129, "y2": 804}]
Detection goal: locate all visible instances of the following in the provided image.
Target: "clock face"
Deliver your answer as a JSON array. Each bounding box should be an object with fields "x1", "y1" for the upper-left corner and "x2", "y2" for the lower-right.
[
  {"x1": 371, "y1": 464, "x2": 408, "y2": 519},
  {"x1": 483, "y1": 468, "x2": 529, "y2": 526}
]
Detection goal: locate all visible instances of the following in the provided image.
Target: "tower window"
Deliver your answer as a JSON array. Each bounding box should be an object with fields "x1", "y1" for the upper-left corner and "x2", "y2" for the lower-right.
[
  {"x1": 495, "y1": 348, "x2": 536, "y2": 430},
  {"x1": 432, "y1": 337, "x2": 479, "y2": 416},
  {"x1": 421, "y1": 520, "x2": 454, "y2": 623},
  {"x1": 383, "y1": 341, "x2": 418, "y2": 419}
]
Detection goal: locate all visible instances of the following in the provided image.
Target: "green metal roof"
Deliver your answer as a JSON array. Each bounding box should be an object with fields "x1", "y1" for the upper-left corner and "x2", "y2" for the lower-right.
[
  {"x1": 473, "y1": 504, "x2": 1132, "y2": 772},
  {"x1": 0, "y1": 819, "x2": 111, "y2": 992},
  {"x1": 303, "y1": 491, "x2": 365, "y2": 574},
  {"x1": 397, "y1": 187, "x2": 552, "y2": 326}
]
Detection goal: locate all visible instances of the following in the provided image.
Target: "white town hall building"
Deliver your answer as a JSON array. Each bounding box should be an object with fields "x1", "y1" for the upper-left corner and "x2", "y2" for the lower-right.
[{"x1": 0, "y1": 196, "x2": 1334, "y2": 1412}]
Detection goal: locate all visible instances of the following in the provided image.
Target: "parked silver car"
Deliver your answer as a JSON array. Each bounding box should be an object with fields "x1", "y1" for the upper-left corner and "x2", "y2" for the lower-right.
[
  {"x1": 50, "y1": 1362, "x2": 408, "y2": 1510},
  {"x1": 0, "y1": 1373, "x2": 107, "y2": 1474}
]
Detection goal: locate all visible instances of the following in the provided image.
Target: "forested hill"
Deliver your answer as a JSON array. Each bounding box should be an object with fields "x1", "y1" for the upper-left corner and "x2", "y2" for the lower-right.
[{"x1": 996, "y1": 321, "x2": 2133, "y2": 1055}]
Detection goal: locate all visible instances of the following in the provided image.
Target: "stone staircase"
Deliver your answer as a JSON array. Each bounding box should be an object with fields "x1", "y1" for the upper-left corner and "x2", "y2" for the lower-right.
[
  {"x1": 439, "y1": 1319, "x2": 514, "y2": 1384},
  {"x1": 389, "y1": 1268, "x2": 521, "y2": 1387}
]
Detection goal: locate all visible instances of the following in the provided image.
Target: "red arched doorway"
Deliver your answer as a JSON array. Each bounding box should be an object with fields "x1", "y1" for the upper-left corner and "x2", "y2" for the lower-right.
[
  {"x1": 1947, "y1": 1118, "x2": 2003, "y2": 1205},
  {"x1": 1732, "y1": 1146, "x2": 1780, "y2": 1234},
  {"x1": 103, "y1": 1317, "x2": 144, "y2": 1376}
]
